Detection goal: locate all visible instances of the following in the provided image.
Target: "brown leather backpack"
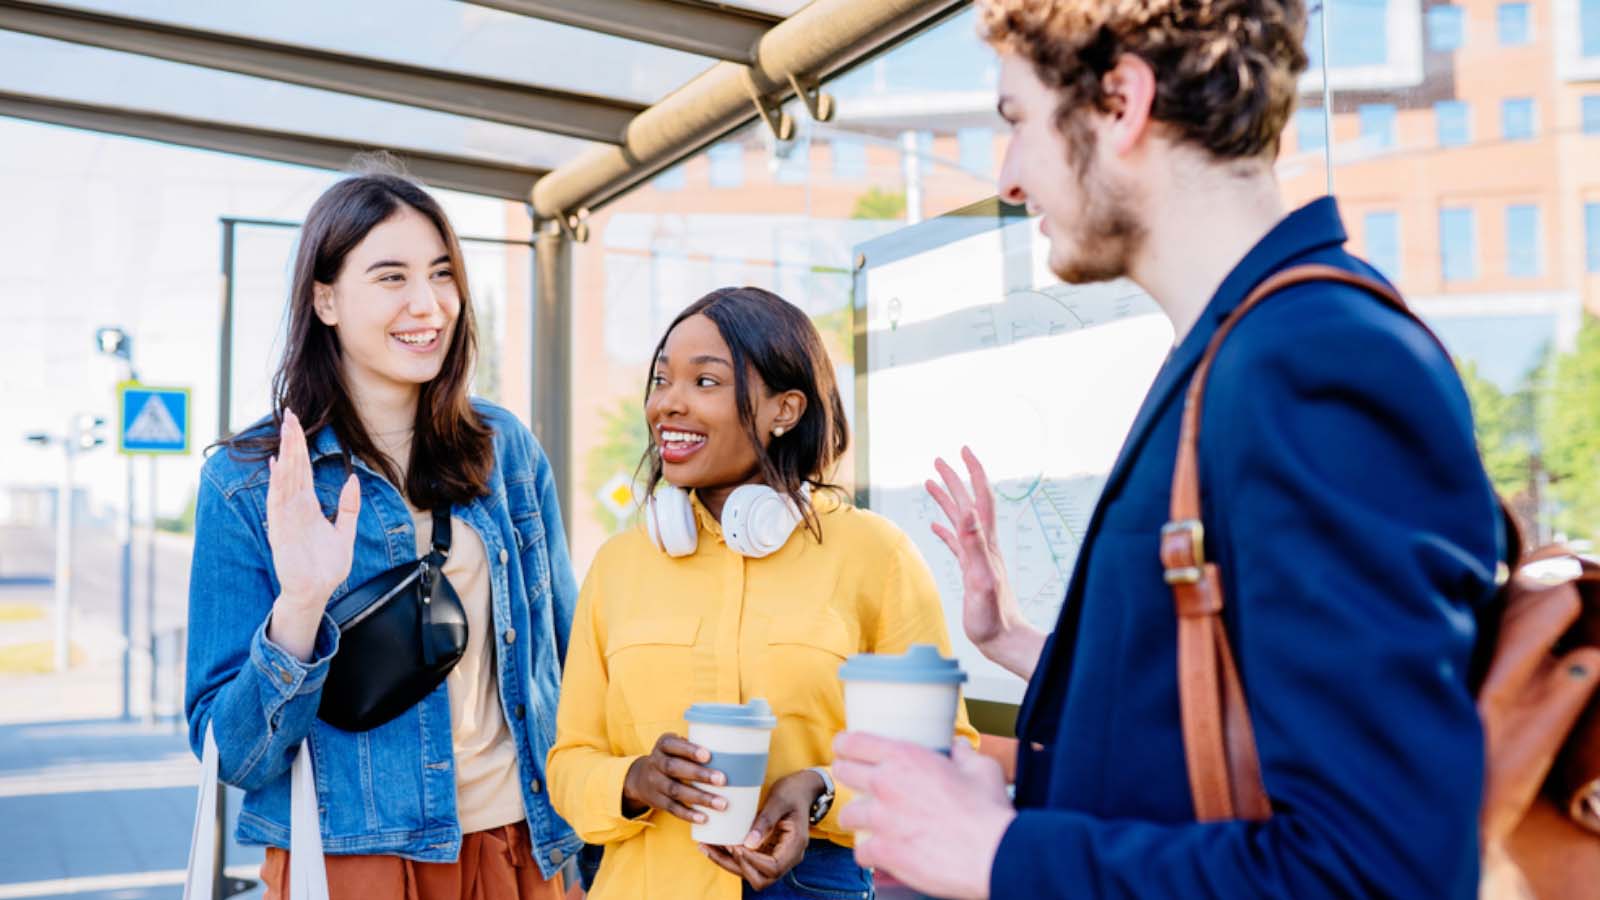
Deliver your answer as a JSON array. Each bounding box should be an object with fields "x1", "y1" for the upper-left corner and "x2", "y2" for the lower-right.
[{"x1": 1161, "y1": 264, "x2": 1600, "y2": 898}]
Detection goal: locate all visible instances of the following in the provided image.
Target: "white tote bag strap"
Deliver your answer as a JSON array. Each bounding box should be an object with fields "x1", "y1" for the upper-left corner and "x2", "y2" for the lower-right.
[
  {"x1": 183, "y1": 725, "x2": 329, "y2": 900},
  {"x1": 289, "y1": 739, "x2": 329, "y2": 899},
  {"x1": 182, "y1": 727, "x2": 220, "y2": 900}
]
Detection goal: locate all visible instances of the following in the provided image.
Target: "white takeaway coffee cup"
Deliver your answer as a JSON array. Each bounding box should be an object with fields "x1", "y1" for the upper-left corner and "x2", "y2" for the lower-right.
[
  {"x1": 838, "y1": 644, "x2": 967, "y2": 752},
  {"x1": 685, "y1": 698, "x2": 778, "y2": 846}
]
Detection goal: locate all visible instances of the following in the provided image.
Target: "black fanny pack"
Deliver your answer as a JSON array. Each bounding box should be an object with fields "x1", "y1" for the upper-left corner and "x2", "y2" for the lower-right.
[{"x1": 318, "y1": 508, "x2": 468, "y2": 732}]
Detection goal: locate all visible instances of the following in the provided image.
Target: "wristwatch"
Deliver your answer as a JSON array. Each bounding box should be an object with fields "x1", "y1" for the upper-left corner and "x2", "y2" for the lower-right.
[{"x1": 807, "y1": 766, "x2": 836, "y2": 826}]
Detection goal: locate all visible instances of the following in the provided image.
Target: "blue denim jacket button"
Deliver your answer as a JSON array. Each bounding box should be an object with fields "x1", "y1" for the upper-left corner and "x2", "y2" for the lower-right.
[
  {"x1": 503, "y1": 628, "x2": 516, "y2": 645},
  {"x1": 550, "y1": 848, "x2": 564, "y2": 864}
]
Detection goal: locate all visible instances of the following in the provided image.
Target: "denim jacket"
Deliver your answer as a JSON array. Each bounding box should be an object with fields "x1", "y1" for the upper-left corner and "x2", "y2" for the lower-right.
[{"x1": 185, "y1": 399, "x2": 581, "y2": 877}]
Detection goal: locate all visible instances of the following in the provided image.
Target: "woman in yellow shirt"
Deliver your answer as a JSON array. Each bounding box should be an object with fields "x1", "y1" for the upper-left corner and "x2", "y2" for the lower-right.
[{"x1": 547, "y1": 286, "x2": 977, "y2": 899}]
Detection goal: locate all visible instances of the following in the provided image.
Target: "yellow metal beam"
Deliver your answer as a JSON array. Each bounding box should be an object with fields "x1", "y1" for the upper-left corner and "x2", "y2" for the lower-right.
[{"x1": 531, "y1": 0, "x2": 967, "y2": 218}]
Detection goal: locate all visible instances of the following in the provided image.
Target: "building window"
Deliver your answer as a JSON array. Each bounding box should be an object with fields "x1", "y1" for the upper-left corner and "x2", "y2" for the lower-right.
[
  {"x1": 1585, "y1": 0, "x2": 1600, "y2": 58},
  {"x1": 1429, "y1": 5, "x2": 1465, "y2": 51},
  {"x1": 957, "y1": 128, "x2": 995, "y2": 176},
  {"x1": 1505, "y1": 204, "x2": 1541, "y2": 277},
  {"x1": 1497, "y1": 3, "x2": 1531, "y2": 45},
  {"x1": 1306, "y1": 0, "x2": 1390, "y2": 68},
  {"x1": 831, "y1": 138, "x2": 867, "y2": 180},
  {"x1": 708, "y1": 143, "x2": 744, "y2": 188},
  {"x1": 1359, "y1": 104, "x2": 1397, "y2": 149},
  {"x1": 1588, "y1": 203, "x2": 1600, "y2": 273},
  {"x1": 1501, "y1": 98, "x2": 1536, "y2": 140},
  {"x1": 652, "y1": 165, "x2": 685, "y2": 191},
  {"x1": 1296, "y1": 107, "x2": 1327, "y2": 152},
  {"x1": 1435, "y1": 100, "x2": 1471, "y2": 147},
  {"x1": 1364, "y1": 211, "x2": 1402, "y2": 282},
  {"x1": 1440, "y1": 207, "x2": 1477, "y2": 282},
  {"x1": 1585, "y1": 96, "x2": 1600, "y2": 134}
]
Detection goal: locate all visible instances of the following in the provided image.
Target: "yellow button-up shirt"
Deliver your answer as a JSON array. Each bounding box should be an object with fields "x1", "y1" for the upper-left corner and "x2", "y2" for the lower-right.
[{"x1": 547, "y1": 491, "x2": 978, "y2": 900}]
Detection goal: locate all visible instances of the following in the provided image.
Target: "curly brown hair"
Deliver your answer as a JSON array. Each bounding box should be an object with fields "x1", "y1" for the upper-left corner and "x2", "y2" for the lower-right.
[{"x1": 978, "y1": 0, "x2": 1309, "y2": 161}]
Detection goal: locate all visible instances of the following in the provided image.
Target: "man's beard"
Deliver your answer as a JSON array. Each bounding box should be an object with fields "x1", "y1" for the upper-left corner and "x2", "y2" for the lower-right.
[{"x1": 1050, "y1": 123, "x2": 1145, "y2": 285}]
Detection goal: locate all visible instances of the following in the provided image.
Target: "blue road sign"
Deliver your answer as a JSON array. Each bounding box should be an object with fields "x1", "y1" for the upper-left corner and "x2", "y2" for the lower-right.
[{"x1": 117, "y1": 382, "x2": 191, "y2": 455}]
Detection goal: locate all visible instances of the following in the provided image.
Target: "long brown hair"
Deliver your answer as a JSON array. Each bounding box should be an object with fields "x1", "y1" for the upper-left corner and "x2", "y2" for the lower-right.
[
  {"x1": 637, "y1": 286, "x2": 850, "y2": 539},
  {"x1": 226, "y1": 172, "x2": 493, "y2": 509}
]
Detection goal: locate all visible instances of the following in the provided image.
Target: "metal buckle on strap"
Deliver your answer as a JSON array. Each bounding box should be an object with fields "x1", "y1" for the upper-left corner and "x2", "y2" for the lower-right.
[{"x1": 1162, "y1": 519, "x2": 1206, "y2": 585}]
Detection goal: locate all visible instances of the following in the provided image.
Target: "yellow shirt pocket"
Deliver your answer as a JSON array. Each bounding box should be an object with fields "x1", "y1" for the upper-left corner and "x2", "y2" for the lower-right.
[
  {"x1": 604, "y1": 615, "x2": 701, "y2": 742},
  {"x1": 764, "y1": 608, "x2": 855, "y2": 718}
]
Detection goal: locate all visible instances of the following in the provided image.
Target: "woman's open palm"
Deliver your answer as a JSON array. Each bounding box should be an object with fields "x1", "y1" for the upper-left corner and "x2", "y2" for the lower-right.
[
  {"x1": 266, "y1": 410, "x2": 361, "y2": 606},
  {"x1": 925, "y1": 447, "x2": 1024, "y2": 650}
]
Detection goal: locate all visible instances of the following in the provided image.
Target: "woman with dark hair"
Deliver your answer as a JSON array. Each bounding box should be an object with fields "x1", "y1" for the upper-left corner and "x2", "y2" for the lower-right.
[
  {"x1": 185, "y1": 172, "x2": 579, "y2": 899},
  {"x1": 547, "y1": 287, "x2": 977, "y2": 899}
]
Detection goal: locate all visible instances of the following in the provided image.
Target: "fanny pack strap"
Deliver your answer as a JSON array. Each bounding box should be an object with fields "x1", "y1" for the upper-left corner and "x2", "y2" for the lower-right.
[
  {"x1": 420, "y1": 507, "x2": 454, "y2": 666},
  {"x1": 429, "y1": 506, "x2": 452, "y2": 560},
  {"x1": 184, "y1": 725, "x2": 327, "y2": 899}
]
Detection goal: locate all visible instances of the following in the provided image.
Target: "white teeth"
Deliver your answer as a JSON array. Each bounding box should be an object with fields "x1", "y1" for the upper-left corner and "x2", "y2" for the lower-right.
[
  {"x1": 394, "y1": 330, "x2": 438, "y2": 346},
  {"x1": 660, "y1": 429, "x2": 705, "y2": 444}
]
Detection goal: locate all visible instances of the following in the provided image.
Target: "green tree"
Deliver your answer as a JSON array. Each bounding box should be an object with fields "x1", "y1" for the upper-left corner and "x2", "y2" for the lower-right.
[
  {"x1": 851, "y1": 188, "x2": 906, "y2": 221},
  {"x1": 1537, "y1": 315, "x2": 1600, "y2": 544},
  {"x1": 1458, "y1": 360, "x2": 1536, "y2": 500},
  {"x1": 156, "y1": 487, "x2": 197, "y2": 535},
  {"x1": 583, "y1": 395, "x2": 651, "y2": 535}
]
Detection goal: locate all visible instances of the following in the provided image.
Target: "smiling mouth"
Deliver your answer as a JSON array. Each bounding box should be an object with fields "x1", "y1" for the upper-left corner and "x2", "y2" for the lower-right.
[
  {"x1": 392, "y1": 329, "x2": 440, "y2": 349},
  {"x1": 658, "y1": 427, "x2": 707, "y2": 463}
]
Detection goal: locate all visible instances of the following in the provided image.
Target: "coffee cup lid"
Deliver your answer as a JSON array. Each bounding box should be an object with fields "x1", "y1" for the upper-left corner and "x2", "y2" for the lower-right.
[
  {"x1": 838, "y1": 644, "x2": 968, "y2": 685},
  {"x1": 684, "y1": 697, "x2": 777, "y2": 729}
]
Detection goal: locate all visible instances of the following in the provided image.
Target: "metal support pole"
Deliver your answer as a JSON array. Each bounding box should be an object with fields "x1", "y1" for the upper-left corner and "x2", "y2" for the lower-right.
[
  {"x1": 218, "y1": 220, "x2": 235, "y2": 441},
  {"x1": 533, "y1": 221, "x2": 573, "y2": 529},
  {"x1": 900, "y1": 130, "x2": 924, "y2": 225},
  {"x1": 212, "y1": 781, "x2": 227, "y2": 899},
  {"x1": 1318, "y1": 0, "x2": 1335, "y2": 196},
  {"x1": 119, "y1": 452, "x2": 133, "y2": 718},
  {"x1": 52, "y1": 430, "x2": 76, "y2": 672},
  {"x1": 143, "y1": 456, "x2": 158, "y2": 726}
]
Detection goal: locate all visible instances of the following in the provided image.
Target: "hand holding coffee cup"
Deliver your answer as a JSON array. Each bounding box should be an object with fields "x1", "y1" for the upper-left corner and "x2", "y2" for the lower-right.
[
  {"x1": 622, "y1": 733, "x2": 728, "y2": 825},
  {"x1": 838, "y1": 644, "x2": 968, "y2": 752},
  {"x1": 684, "y1": 699, "x2": 778, "y2": 846},
  {"x1": 837, "y1": 645, "x2": 968, "y2": 844}
]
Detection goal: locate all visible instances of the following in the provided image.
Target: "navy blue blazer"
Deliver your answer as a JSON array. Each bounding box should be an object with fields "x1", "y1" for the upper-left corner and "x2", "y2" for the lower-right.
[{"x1": 990, "y1": 198, "x2": 1502, "y2": 899}]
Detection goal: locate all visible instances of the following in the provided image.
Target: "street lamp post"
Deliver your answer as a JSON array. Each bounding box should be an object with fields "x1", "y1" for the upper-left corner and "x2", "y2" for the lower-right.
[
  {"x1": 26, "y1": 415, "x2": 105, "y2": 672},
  {"x1": 96, "y1": 327, "x2": 141, "y2": 721}
]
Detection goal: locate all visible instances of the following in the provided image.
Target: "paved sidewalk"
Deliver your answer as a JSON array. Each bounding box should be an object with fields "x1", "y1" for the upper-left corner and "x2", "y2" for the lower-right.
[{"x1": 0, "y1": 716, "x2": 265, "y2": 900}]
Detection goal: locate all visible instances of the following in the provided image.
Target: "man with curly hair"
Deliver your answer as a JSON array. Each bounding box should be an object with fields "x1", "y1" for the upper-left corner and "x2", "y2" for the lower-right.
[{"x1": 832, "y1": 1, "x2": 1502, "y2": 897}]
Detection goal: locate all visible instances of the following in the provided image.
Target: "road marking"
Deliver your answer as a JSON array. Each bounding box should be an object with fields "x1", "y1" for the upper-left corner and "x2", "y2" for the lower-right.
[
  {"x1": 0, "y1": 756, "x2": 197, "y2": 798},
  {"x1": 0, "y1": 864, "x2": 257, "y2": 898}
]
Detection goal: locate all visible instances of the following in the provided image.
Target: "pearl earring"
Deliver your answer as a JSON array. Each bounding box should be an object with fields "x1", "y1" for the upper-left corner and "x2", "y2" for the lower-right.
[{"x1": 773, "y1": 426, "x2": 786, "y2": 437}]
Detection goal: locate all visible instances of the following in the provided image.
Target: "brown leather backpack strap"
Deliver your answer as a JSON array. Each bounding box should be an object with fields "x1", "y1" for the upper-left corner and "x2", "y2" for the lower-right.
[{"x1": 1167, "y1": 264, "x2": 1408, "y2": 822}]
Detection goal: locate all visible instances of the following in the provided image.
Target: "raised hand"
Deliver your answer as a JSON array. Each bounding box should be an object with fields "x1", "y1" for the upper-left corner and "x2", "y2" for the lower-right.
[
  {"x1": 925, "y1": 447, "x2": 1045, "y2": 680},
  {"x1": 266, "y1": 409, "x2": 361, "y2": 611}
]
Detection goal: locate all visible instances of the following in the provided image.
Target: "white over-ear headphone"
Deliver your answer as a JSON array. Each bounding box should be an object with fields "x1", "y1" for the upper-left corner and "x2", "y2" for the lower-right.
[{"x1": 645, "y1": 484, "x2": 806, "y2": 559}]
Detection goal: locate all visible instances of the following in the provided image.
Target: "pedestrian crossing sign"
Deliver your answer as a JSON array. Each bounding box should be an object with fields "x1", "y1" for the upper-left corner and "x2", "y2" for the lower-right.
[{"x1": 117, "y1": 382, "x2": 190, "y2": 455}]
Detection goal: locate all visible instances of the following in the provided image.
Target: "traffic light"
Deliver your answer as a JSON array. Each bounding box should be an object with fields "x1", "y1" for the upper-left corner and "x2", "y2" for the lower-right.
[{"x1": 76, "y1": 414, "x2": 107, "y2": 451}]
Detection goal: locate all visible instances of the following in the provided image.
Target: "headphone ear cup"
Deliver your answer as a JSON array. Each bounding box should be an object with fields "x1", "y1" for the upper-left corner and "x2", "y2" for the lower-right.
[
  {"x1": 723, "y1": 484, "x2": 801, "y2": 558},
  {"x1": 646, "y1": 487, "x2": 698, "y2": 558}
]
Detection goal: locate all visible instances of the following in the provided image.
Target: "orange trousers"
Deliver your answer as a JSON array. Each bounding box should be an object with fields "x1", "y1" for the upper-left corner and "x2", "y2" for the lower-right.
[{"x1": 262, "y1": 821, "x2": 566, "y2": 900}]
